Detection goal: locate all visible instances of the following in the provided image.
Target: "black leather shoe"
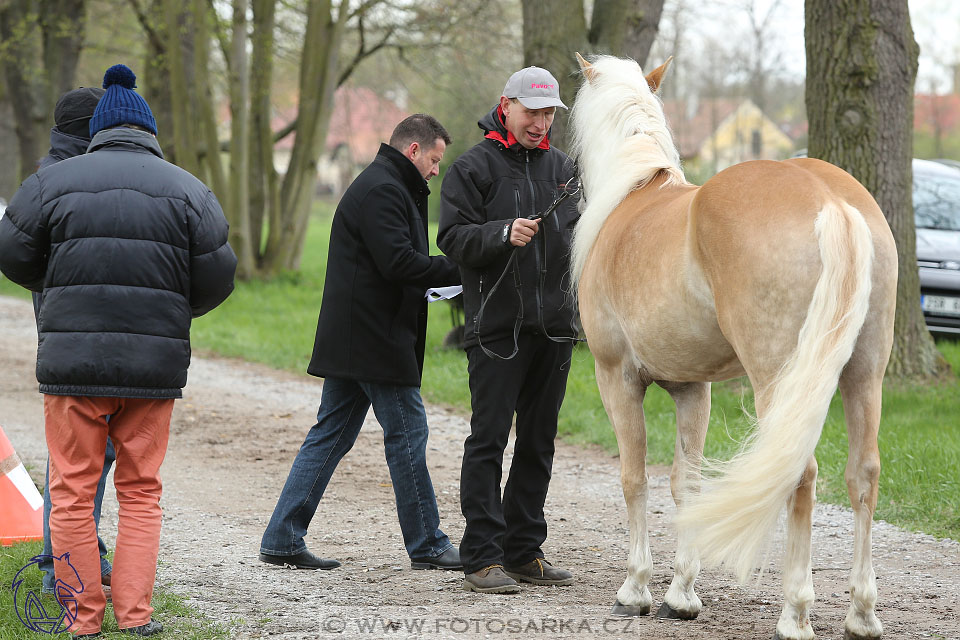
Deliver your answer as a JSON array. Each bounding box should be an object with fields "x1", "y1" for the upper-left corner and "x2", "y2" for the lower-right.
[
  {"x1": 119, "y1": 619, "x2": 163, "y2": 636},
  {"x1": 410, "y1": 546, "x2": 462, "y2": 570},
  {"x1": 72, "y1": 633, "x2": 102, "y2": 639},
  {"x1": 259, "y1": 549, "x2": 340, "y2": 570}
]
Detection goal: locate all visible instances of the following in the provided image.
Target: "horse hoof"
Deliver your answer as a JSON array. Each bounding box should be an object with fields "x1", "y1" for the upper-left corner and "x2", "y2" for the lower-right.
[
  {"x1": 656, "y1": 602, "x2": 698, "y2": 620},
  {"x1": 844, "y1": 632, "x2": 881, "y2": 640},
  {"x1": 610, "y1": 600, "x2": 650, "y2": 617}
]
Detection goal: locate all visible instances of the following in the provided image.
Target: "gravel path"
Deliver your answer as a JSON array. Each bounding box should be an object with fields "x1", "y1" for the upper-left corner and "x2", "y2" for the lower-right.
[{"x1": 1, "y1": 295, "x2": 957, "y2": 639}]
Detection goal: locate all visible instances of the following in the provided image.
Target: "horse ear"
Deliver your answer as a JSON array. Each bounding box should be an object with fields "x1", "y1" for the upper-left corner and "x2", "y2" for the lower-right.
[
  {"x1": 645, "y1": 56, "x2": 673, "y2": 93},
  {"x1": 576, "y1": 52, "x2": 597, "y2": 84}
]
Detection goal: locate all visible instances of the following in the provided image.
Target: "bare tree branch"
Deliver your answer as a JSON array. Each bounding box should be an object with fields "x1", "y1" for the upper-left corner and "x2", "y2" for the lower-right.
[{"x1": 126, "y1": 0, "x2": 165, "y2": 53}]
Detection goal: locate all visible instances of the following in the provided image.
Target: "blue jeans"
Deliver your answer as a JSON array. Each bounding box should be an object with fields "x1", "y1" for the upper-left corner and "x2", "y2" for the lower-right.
[
  {"x1": 41, "y1": 436, "x2": 115, "y2": 592},
  {"x1": 260, "y1": 378, "x2": 451, "y2": 560}
]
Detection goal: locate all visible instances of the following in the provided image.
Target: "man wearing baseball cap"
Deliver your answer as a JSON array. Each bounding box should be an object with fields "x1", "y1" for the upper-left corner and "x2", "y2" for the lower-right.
[{"x1": 438, "y1": 67, "x2": 580, "y2": 594}]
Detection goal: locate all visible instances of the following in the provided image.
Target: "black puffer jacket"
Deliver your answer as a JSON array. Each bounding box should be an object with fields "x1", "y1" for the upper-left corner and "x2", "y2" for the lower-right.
[
  {"x1": 31, "y1": 127, "x2": 95, "y2": 320},
  {"x1": 437, "y1": 105, "x2": 579, "y2": 351},
  {"x1": 307, "y1": 143, "x2": 460, "y2": 387},
  {"x1": 0, "y1": 127, "x2": 237, "y2": 398}
]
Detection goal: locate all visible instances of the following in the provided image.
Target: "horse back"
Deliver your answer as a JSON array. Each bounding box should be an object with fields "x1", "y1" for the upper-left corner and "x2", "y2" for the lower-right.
[
  {"x1": 690, "y1": 158, "x2": 896, "y2": 380},
  {"x1": 579, "y1": 178, "x2": 745, "y2": 381}
]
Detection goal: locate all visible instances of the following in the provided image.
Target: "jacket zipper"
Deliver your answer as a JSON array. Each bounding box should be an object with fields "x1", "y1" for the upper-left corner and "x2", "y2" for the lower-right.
[{"x1": 525, "y1": 150, "x2": 545, "y2": 328}]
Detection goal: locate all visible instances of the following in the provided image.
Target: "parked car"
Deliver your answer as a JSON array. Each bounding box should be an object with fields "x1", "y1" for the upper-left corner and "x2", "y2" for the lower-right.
[
  {"x1": 913, "y1": 158, "x2": 960, "y2": 335},
  {"x1": 932, "y1": 158, "x2": 960, "y2": 171}
]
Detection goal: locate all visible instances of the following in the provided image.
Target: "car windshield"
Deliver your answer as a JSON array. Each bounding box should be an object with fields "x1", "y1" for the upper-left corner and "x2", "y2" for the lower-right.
[{"x1": 913, "y1": 170, "x2": 960, "y2": 231}]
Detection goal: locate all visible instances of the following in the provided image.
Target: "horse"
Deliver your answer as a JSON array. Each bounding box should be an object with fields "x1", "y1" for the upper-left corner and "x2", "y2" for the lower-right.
[{"x1": 568, "y1": 53, "x2": 897, "y2": 640}]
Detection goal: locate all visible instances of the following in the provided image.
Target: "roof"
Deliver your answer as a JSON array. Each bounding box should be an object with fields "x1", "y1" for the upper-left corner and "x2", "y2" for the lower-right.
[
  {"x1": 915, "y1": 93, "x2": 960, "y2": 135},
  {"x1": 662, "y1": 98, "x2": 742, "y2": 159},
  {"x1": 325, "y1": 86, "x2": 410, "y2": 163},
  {"x1": 271, "y1": 86, "x2": 409, "y2": 164}
]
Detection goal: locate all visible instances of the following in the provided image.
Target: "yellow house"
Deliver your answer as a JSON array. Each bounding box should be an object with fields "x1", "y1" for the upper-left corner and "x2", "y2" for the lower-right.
[{"x1": 663, "y1": 98, "x2": 795, "y2": 179}]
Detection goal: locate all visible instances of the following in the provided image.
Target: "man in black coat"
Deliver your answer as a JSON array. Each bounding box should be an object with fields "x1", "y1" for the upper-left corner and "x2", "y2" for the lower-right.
[
  {"x1": 438, "y1": 67, "x2": 580, "y2": 594},
  {"x1": 260, "y1": 114, "x2": 462, "y2": 572},
  {"x1": 0, "y1": 64, "x2": 236, "y2": 638}
]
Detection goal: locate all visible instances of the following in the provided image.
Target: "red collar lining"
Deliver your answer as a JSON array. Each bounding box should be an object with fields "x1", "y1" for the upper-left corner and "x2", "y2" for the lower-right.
[{"x1": 484, "y1": 105, "x2": 550, "y2": 150}]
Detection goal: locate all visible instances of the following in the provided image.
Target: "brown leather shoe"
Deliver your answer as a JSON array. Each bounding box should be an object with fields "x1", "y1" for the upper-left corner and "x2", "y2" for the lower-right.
[
  {"x1": 504, "y1": 558, "x2": 574, "y2": 586},
  {"x1": 462, "y1": 565, "x2": 521, "y2": 594}
]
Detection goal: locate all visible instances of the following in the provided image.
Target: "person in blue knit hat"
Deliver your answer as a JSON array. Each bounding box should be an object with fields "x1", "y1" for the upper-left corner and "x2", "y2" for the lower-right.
[
  {"x1": 89, "y1": 64, "x2": 158, "y2": 136},
  {"x1": 0, "y1": 63, "x2": 236, "y2": 639}
]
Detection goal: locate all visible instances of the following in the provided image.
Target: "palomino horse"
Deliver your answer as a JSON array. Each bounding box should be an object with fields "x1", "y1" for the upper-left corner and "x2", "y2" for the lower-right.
[{"x1": 569, "y1": 54, "x2": 897, "y2": 640}]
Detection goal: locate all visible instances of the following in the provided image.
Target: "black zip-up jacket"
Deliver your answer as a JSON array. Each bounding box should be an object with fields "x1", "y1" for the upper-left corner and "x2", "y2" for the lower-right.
[
  {"x1": 307, "y1": 143, "x2": 460, "y2": 386},
  {"x1": 0, "y1": 127, "x2": 237, "y2": 398},
  {"x1": 437, "y1": 105, "x2": 579, "y2": 351}
]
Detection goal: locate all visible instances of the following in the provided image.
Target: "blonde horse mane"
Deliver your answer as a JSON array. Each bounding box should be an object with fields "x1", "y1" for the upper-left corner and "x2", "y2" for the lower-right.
[{"x1": 569, "y1": 55, "x2": 688, "y2": 286}]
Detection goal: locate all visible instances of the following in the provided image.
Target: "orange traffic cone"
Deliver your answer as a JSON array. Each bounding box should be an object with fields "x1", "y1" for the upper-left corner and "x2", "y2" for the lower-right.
[{"x1": 0, "y1": 425, "x2": 43, "y2": 545}]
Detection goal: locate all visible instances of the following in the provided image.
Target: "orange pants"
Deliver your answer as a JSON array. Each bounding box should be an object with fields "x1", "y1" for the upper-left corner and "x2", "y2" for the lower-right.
[{"x1": 45, "y1": 395, "x2": 173, "y2": 635}]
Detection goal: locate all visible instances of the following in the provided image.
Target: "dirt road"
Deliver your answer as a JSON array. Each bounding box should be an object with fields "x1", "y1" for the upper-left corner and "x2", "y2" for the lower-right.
[{"x1": 1, "y1": 295, "x2": 957, "y2": 639}]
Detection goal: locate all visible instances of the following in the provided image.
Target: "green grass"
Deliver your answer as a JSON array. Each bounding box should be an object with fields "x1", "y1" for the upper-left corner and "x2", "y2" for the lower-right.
[
  {"x1": 2, "y1": 204, "x2": 959, "y2": 543},
  {"x1": 0, "y1": 541, "x2": 232, "y2": 639}
]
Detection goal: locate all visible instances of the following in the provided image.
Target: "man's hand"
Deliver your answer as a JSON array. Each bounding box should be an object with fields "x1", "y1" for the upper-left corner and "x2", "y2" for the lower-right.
[{"x1": 510, "y1": 218, "x2": 540, "y2": 247}]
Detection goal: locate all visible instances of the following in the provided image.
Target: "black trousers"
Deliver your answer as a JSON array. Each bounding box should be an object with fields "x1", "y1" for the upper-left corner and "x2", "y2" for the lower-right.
[{"x1": 459, "y1": 333, "x2": 573, "y2": 574}]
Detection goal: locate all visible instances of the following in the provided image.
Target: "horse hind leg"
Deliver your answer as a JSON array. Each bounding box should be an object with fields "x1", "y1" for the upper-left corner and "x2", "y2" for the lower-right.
[
  {"x1": 775, "y1": 455, "x2": 818, "y2": 640},
  {"x1": 838, "y1": 370, "x2": 884, "y2": 640},
  {"x1": 657, "y1": 380, "x2": 710, "y2": 621},
  {"x1": 595, "y1": 361, "x2": 653, "y2": 617}
]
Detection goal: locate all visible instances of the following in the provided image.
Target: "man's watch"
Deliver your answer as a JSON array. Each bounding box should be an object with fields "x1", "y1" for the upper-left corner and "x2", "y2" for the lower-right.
[{"x1": 502, "y1": 222, "x2": 511, "y2": 244}]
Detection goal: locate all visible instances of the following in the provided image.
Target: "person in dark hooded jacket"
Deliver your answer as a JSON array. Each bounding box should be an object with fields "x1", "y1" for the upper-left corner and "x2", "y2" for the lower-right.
[
  {"x1": 438, "y1": 66, "x2": 580, "y2": 594},
  {"x1": 30, "y1": 85, "x2": 119, "y2": 601},
  {"x1": 0, "y1": 64, "x2": 236, "y2": 638}
]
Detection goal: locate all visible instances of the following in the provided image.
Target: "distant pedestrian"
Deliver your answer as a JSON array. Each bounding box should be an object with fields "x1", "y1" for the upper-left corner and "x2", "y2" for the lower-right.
[
  {"x1": 0, "y1": 63, "x2": 237, "y2": 638},
  {"x1": 259, "y1": 114, "x2": 462, "y2": 572}
]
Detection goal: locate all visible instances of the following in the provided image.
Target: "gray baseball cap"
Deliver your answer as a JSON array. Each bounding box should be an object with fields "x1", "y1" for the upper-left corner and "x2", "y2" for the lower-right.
[{"x1": 502, "y1": 66, "x2": 567, "y2": 110}]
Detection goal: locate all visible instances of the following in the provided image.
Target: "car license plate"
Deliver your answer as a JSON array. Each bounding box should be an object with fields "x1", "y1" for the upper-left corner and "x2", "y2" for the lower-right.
[{"x1": 922, "y1": 294, "x2": 960, "y2": 317}]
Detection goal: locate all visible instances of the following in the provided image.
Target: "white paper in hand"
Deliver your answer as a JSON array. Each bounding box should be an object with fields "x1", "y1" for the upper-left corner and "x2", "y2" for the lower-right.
[{"x1": 425, "y1": 286, "x2": 463, "y2": 302}]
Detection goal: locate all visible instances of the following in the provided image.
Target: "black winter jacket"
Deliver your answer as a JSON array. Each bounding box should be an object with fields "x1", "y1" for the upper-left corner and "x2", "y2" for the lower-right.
[
  {"x1": 31, "y1": 128, "x2": 95, "y2": 320},
  {"x1": 437, "y1": 105, "x2": 579, "y2": 351},
  {"x1": 39, "y1": 128, "x2": 89, "y2": 170},
  {"x1": 307, "y1": 143, "x2": 460, "y2": 387},
  {"x1": 0, "y1": 128, "x2": 237, "y2": 398}
]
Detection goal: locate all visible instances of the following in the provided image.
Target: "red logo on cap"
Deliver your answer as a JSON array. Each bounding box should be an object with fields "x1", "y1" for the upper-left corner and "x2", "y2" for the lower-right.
[{"x1": 531, "y1": 83, "x2": 555, "y2": 89}]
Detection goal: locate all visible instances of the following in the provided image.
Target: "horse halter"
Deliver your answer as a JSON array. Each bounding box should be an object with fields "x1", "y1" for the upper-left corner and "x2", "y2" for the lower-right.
[{"x1": 526, "y1": 176, "x2": 582, "y2": 221}]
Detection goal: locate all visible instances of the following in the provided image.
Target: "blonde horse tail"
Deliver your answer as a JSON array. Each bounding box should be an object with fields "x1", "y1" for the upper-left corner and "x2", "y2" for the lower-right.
[{"x1": 676, "y1": 199, "x2": 875, "y2": 583}]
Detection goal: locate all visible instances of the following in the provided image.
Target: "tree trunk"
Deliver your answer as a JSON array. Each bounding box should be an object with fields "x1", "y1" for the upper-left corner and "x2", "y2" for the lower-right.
[
  {"x1": 522, "y1": 0, "x2": 588, "y2": 151},
  {"x1": 162, "y1": 0, "x2": 201, "y2": 175},
  {"x1": 0, "y1": 0, "x2": 87, "y2": 180},
  {"x1": 805, "y1": 0, "x2": 950, "y2": 381},
  {"x1": 193, "y1": 0, "x2": 225, "y2": 197},
  {"x1": 247, "y1": 0, "x2": 277, "y2": 272},
  {"x1": 137, "y1": 0, "x2": 175, "y2": 150},
  {"x1": 622, "y1": 0, "x2": 665, "y2": 69},
  {"x1": 227, "y1": 0, "x2": 254, "y2": 279},
  {"x1": 39, "y1": 0, "x2": 87, "y2": 105},
  {"x1": 0, "y1": 82, "x2": 19, "y2": 199},
  {"x1": 522, "y1": 0, "x2": 664, "y2": 151},
  {"x1": 262, "y1": 0, "x2": 347, "y2": 275},
  {"x1": 0, "y1": 3, "x2": 52, "y2": 179}
]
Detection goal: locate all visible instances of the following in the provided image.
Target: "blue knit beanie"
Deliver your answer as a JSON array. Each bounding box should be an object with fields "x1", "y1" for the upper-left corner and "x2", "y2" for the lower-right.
[{"x1": 89, "y1": 64, "x2": 157, "y2": 137}]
